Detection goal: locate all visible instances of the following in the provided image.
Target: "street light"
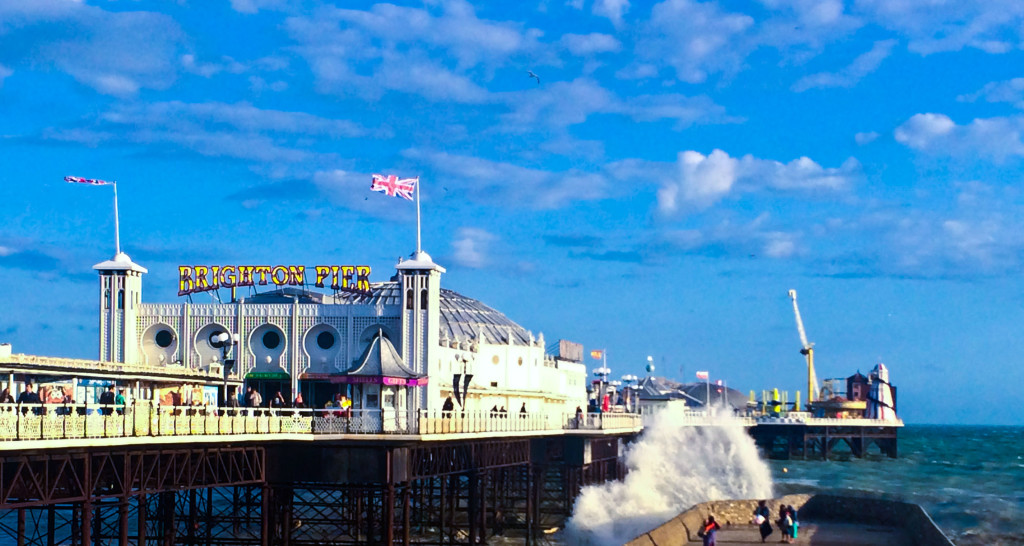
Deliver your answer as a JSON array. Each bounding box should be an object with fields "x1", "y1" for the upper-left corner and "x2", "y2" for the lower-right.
[{"x1": 210, "y1": 331, "x2": 239, "y2": 406}]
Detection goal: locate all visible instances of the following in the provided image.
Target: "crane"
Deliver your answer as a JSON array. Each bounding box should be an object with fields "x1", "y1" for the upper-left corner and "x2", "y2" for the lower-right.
[{"x1": 788, "y1": 289, "x2": 819, "y2": 405}]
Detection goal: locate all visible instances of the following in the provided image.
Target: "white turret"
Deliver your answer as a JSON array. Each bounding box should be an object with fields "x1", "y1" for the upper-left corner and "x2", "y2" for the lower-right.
[
  {"x1": 95, "y1": 252, "x2": 147, "y2": 363},
  {"x1": 396, "y1": 250, "x2": 445, "y2": 411}
]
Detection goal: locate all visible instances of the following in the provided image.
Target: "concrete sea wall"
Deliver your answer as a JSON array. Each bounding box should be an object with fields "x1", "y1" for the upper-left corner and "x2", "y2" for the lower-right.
[{"x1": 625, "y1": 493, "x2": 953, "y2": 546}]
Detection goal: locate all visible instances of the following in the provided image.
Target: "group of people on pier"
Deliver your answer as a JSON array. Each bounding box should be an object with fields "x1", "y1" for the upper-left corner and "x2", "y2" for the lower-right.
[
  {"x1": 0, "y1": 383, "x2": 124, "y2": 415},
  {"x1": 753, "y1": 500, "x2": 799, "y2": 543}
]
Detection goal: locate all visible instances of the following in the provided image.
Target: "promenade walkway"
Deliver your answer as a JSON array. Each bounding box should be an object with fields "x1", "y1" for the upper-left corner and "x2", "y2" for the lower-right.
[{"x1": 684, "y1": 522, "x2": 910, "y2": 545}]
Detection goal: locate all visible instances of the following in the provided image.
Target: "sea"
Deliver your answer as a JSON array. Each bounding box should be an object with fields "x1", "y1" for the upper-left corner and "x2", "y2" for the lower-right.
[
  {"x1": 566, "y1": 417, "x2": 1024, "y2": 546},
  {"x1": 769, "y1": 425, "x2": 1024, "y2": 546}
]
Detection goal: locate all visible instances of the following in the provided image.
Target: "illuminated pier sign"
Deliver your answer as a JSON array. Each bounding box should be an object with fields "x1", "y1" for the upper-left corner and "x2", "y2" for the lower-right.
[{"x1": 178, "y1": 264, "x2": 371, "y2": 296}]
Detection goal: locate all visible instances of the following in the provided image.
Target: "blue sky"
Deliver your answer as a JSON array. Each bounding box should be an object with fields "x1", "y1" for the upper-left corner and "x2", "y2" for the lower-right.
[{"x1": 3, "y1": 0, "x2": 1024, "y2": 425}]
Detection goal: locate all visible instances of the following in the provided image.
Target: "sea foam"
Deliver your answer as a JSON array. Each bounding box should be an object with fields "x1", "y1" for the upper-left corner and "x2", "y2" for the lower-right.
[{"x1": 565, "y1": 406, "x2": 773, "y2": 545}]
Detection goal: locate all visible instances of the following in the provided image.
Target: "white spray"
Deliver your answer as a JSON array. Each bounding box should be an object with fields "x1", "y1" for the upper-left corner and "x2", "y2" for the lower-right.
[{"x1": 566, "y1": 406, "x2": 774, "y2": 545}]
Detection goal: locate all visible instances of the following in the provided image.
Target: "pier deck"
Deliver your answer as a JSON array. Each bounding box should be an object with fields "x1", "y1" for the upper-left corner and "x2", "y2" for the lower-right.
[{"x1": 682, "y1": 522, "x2": 910, "y2": 545}]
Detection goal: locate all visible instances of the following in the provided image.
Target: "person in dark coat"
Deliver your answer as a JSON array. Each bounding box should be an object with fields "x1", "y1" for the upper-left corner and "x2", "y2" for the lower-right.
[
  {"x1": 753, "y1": 500, "x2": 772, "y2": 542},
  {"x1": 17, "y1": 384, "x2": 40, "y2": 414},
  {"x1": 441, "y1": 396, "x2": 454, "y2": 418},
  {"x1": 98, "y1": 386, "x2": 116, "y2": 415},
  {"x1": 777, "y1": 505, "x2": 793, "y2": 543},
  {"x1": 270, "y1": 391, "x2": 287, "y2": 409}
]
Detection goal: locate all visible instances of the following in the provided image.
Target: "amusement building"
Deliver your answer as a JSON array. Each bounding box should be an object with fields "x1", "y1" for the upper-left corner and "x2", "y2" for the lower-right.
[{"x1": 50, "y1": 244, "x2": 587, "y2": 420}]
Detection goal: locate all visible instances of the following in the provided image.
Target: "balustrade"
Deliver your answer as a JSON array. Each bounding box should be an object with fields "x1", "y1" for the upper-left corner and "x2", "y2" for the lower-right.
[{"x1": 0, "y1": 403, "x2": 643, "y2": 444}]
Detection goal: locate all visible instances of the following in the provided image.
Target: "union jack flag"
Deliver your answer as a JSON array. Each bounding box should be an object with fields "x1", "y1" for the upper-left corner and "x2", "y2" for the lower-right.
[
  {"x1": 65, "y1": 176, "x2": 114, "y2": 185},
  {"x1": 370, "y1": 174, "x2": 417, "y2": 201}
]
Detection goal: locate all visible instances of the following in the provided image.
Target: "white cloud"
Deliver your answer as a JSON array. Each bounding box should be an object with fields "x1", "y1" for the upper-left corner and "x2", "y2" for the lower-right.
[
  {"x1": 792, "y1": 39, "x2": 896, "y2": 91},
  {"x1": 404, "y1": 149, "x2": 609, "y2": 209},
  {"x1": 640, "y1": 0, "x2": 754, "y2": 83},
  {"x1": 0, "y1": 2, "x2": 185, "y2": 96},
  {"x1": 659, "y1": 150, "x2": 738, "y2": 211},
  {"x1": 958, "y1": 78, "x2": 1024, "y2": 109},
  {"x1": 501, "y1": 78, "x2": 733, "y2": 130},
  {"x1": 756, "y1": 0, "x2": 862, "y2": 55},
  {"x1": 311, "y1": 170, "x2": 415, "y2": 218},
  {"x1": 45, "y1": 102, "x2": 375, "y2": 167},
  {"x1": 451, "y1": 228, "x2": 497, "y2": 268},
  {"x1": 894, "y1": 113, "x2": 955, "y2": 149},
  {"x1": 181, "y1": 54, "x2": 246, "y2": 78},
  {"x1": 593, "y1": 0, "x2": 630, "y2": 26},
  {"x1": 657, "y1": 149, "x2": 859, "y2": 213},
  {"x1": 101, "y1": 101, "x2": 369, "y2": 138},
  {"x1": 229, "y1": 0, "x2": 289, "y2": 13},
  {"x1": 894, "y1": 112, "x2": 1024, "y2": 161},
  {"x1": 561, "y1": 33, "x2": 621, "y2": 55},
  {"x1": 285, "y1": 2, "x2": 533, "y2": 102},
  {"x1": 854, "y1": 0, "x2": 1024, "y2": 54},
  {"x1": 663, "y1": 214, "x2": 804, "y2": 259},
  {"x1": 854, "y1": 131, "x2": 879, "y2": 145}
]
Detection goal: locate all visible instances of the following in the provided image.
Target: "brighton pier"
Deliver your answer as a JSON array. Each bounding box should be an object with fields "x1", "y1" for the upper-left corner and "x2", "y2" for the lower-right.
[{"x1": 0, "y1": 242, "x2": 901, "y2": 545}]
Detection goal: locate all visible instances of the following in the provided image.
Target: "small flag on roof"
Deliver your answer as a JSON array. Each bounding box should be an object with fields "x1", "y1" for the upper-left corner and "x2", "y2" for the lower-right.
[
  {"x1": 696, "y1": 370, "x2": 709, "y2": 380},
  {"x1": 371, "y1": 174, "x2": 417, "y2": 200},
  {"x1": 590, "y1": 349, "x2": 603, "y2": 360},
  {"x1": 65, "y1": 176, "x2": 114, "y2": 185}
]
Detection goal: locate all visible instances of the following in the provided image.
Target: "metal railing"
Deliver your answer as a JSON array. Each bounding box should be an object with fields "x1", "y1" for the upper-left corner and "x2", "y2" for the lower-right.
[
  {"x1": 0, "y1": 403, "x2": 644, "y2": 444},
  {"x1": 2, "y1": 353, "x2": 222, "y2": 379}
]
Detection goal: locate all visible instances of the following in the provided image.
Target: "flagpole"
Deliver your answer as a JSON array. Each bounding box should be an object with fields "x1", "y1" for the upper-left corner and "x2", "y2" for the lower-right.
[
  {"x1": 415, "y1": 177, "x2": 422, "y2": 254},
  {"x1": 113, "y1": 182, "x2": 121, "y2": 255}
]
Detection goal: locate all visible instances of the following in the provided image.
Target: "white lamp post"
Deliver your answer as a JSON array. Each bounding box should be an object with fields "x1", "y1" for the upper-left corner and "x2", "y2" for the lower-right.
[{"x1": 210, "y1": 331, "x2": 239, "y2": 406}]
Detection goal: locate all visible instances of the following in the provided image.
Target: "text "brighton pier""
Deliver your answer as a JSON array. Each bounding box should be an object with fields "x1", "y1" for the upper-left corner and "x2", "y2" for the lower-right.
[{"x1": 178, "y1": 264, "x2": 372, "y2": 296}]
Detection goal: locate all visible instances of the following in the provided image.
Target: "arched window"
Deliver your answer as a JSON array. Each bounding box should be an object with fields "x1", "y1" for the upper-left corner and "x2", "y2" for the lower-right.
[
  {"x1": 117, "y1": 290, "x2": 125, "y2": 309},
  {"x1": 420, "y1": 289, "x2": 428, "y2": 310},
  {"x1": 406, "y1": 289, "x2": 414, "y2": 310}
]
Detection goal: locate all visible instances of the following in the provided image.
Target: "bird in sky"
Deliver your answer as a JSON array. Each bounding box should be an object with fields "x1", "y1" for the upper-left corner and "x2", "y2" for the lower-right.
[{"x1": 527, "y1": 70, "x2": 540, "y2": 84}]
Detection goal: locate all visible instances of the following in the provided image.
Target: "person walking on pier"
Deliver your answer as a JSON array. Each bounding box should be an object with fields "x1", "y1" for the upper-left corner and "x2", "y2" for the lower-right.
[
  {"x1": 697, "y1": 515, "x2": 720, "y2": 546},
  {"x1": 293, "y1": 392, "x2": 305, "y2": 408},
  {"x1": 99, "y1": 385, "x2": 116, "y2": 416},
  {"x1": 271, "y1": 391, "x2": 287, "y2": 410},
  {"x1": 17, "y1": 384, "x2": 40, "y2": 415},
  {"x1": 115, "y1": 388, "x2": 126, "y2": 415},
  {"x1": 246, "y1": 386, "x2": 262, "y2": 415},
  {"x1": 519, "y1": 402, "x2": 527, "y2": 418},
  {"x1": 753, "y1": 500, "x2": 772, "y2": 542},
  {"x1": 787, "y1": 505, "x2": 798, "y2": 541},
  {"x1": 777, "y1": 505, "x2": 794, "y2": 543}
]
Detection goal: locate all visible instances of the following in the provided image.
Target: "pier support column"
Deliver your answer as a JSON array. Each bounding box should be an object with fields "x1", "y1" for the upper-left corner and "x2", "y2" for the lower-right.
[
  {"x1": 386, "y1": 481, "x2": 396, "y2": 546},
  {"x1": 138, "y1": 494, "x2": 147, "y2": 545},
  {"x1": 468, "y1": 470, "x2": 478, "y2": 544},
  {"x1": 81, "y1": 499, "x2": 92, "y2": 546},
  {"x1": 17, "y1": 507, "x2": 25, "y2": 546},
  {"x1": 403, "y1": 482, "x2": 411, "y2": 546},
  {"x1": 47, "y1": 504, "x2": 56, "y2": 546},
  {"x1": 160, "y1": 491, "x2": 175, "y2": 546},
  {"x1": 119, "y1": 495, "x2": 130, "y2": 545},
  {"x1": 260, "y1": 484, "x2": 272, "y2": 546}
]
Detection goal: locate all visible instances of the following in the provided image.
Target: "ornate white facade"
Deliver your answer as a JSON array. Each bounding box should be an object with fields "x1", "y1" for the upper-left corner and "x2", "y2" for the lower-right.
[{"x1": 96, "y1": 250, "x2": 587, "y2": 415}]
